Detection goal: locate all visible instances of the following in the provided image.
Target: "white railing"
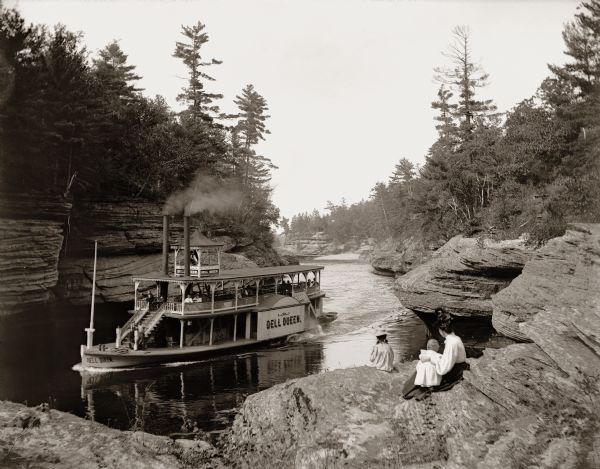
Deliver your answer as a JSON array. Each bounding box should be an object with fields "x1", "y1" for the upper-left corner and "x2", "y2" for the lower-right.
[
  {"x1": 135, "y1": 299, "x2": 149, "y2": 311},
  {"x1": 164, "y1": 302, "x2": 183, "y2": 313}
]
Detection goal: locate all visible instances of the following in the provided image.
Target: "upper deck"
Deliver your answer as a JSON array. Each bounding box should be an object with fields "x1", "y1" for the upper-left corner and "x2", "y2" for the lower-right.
[
  {"x1": 133, "y1": 264, "x2": 324, "y2": 284},
  {"x1": 131, "y1": 264, "x2": 324, "y2": 318}
]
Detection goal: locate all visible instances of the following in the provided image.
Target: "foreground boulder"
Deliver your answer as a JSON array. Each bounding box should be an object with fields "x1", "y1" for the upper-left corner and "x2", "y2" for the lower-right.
[
  {"x1": 223, "y1": 347, "x2": 599, "y2": 468},
  {"x1": 394, "y1": 236, "x2": 531, "y2": 317},
  {"x1": 0, "y1": 400, "x2": 219, "y2": 468}
]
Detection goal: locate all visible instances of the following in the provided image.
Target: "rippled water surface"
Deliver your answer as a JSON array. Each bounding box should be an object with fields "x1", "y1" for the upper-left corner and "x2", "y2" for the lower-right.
[{"x1": 0, "y1": 259, "x2": 428, "y2": 435}]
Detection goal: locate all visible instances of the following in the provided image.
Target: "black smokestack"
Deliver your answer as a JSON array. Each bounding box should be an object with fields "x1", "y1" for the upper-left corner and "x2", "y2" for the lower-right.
[
  {"x1": 162, "y1": 215, "x2": 169, "y2": 275},
  {"x1": 183, "y1": 215, "x2": 190, "y2": 277}
]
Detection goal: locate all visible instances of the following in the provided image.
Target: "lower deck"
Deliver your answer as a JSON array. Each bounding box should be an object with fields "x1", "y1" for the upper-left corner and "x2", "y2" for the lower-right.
[{"x1": 82, "y1": 337, "x2": 278, "y2": 368}]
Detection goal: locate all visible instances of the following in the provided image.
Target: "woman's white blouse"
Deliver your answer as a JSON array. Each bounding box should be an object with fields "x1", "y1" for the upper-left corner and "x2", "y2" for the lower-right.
[{"x1": 435, "y1": 333, "x2": 466, "y2": 375}]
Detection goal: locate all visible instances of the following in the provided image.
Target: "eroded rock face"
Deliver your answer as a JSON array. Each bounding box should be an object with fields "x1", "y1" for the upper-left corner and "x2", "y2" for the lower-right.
[
  {"x1": 493, "y1": 224, "x2": 600, "y2": 351},
  {"x1": 369, "y1": 237, "x2": 436, "y2": 276},
  {"x1": 0, "y1": 195, "x2": 71, "y2": 315},
  {"x1": 394, "y1": 236, "x2": 532, "y2": 317},
  {"x1": 223, "y1": 346, "x2": 599, "y2": 468}
]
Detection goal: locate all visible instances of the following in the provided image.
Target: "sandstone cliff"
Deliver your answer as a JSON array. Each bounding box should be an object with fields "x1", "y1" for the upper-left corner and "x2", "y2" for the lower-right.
[
  {"x1": 0, "y1": 193, "x2": 283, "y2": 314},
  {"x1": 394, "y1": 236, "x2": 532, "y2": 317},
  {"x1": 0, "y1": 194, "x2": 71, "y2": 314}
]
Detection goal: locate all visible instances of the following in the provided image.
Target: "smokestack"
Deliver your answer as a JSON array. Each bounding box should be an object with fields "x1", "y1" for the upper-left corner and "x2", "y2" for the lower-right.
[
  {"x1": 162, "y1": 215, "x2": 169, "y2": 275},
  {"x1": 183, "y1": 215, "x2": 190, "y2": 277}
]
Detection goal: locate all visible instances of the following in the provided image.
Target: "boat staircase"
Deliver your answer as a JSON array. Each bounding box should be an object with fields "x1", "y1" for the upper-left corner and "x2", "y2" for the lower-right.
[{"x1": 121, "y1": 305, "x2": 166, "y2": 344}]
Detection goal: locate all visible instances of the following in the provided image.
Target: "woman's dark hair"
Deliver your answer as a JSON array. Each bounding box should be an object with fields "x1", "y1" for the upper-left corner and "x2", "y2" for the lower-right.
[
  {"x1": 435, "y1": 309, "x2": 454, "y2": 333},
  {"x1": 376, "y1": 335, "x2": 388, "y2": 344}
]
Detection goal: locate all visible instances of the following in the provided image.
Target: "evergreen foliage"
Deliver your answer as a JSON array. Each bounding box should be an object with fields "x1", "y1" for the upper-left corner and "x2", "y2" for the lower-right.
[
  {"x1": 287, "y1": 6, "x2": 600, "y2": 246},
  {"x1": 0, "y1": 9, "x2": 279, "y2": 245}
]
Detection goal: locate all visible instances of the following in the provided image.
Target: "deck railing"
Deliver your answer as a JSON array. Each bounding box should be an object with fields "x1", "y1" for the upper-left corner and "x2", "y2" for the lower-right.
[
  {"x1": 135, "y1": 299, "x2": 149, "y2": 311},
  {"x1": 164, "y1": 302, "x2": 183, "y2": 313}
]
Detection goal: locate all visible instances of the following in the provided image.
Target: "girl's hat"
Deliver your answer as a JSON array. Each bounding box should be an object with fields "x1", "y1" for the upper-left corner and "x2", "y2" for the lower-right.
[{"x1": 375, "y1": 329, "x2": 387, "y2": 338}]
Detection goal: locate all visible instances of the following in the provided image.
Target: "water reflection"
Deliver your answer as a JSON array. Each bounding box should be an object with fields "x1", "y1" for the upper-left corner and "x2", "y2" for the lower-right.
[
  {"x1": 0, "y1": 259, "x2": 429, "y2": 435},
  {"x1": 79, "y1": 343, "x2": 325, "y2": 434}
]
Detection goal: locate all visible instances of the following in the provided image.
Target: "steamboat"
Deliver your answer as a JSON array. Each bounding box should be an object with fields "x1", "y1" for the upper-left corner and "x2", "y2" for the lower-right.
[{"x1": 80, "y1": 215, "x2": 325, "y2": 369}]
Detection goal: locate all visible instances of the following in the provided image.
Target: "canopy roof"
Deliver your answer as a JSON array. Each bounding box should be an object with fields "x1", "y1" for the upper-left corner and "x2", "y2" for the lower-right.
[
  {"x1": 133, "y1": 264, "x2": 324, "y2": 284},
  {"x1": 171, "y1": 231, "x2": 224, "y2": 249}
]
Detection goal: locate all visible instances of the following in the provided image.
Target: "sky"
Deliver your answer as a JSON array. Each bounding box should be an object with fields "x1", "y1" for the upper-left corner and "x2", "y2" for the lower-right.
[{"x1": 6, "y1": 0, "x2": 580, "y2": 219}]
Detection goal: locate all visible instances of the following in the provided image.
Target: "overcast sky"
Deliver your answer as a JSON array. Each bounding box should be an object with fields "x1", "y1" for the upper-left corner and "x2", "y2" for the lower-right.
[{"x1": 7, "y1": 0, "x2": 580, "y2": 219}]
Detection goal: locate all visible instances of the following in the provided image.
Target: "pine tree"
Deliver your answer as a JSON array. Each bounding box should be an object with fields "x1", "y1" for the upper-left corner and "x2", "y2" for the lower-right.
[
  {"x1": 233, "y1": 84, "x2": 276, "y2": 188},
  {"x1": 173, "y1": 21, "x2": 223, "y2": 122},
  {"x1": 94, "y1": 41, "x2": 141, "y2": 103},
  {"x1": 389, "y1": 158, "x2": 416, "y2": 184},
  {"x1": 548, "y1": 0, "x2": 600, "y2": 98},
  {"x1": 435, "y1": 26, "x2": 497, "y2": 139}
]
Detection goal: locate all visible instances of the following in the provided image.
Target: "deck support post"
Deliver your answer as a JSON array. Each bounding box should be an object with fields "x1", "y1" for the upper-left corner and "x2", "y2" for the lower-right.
[
  {"x1": 180, "y1": 284, "x2": 186, "y2": 313},
  {"x1": 255, "y1": 279, "x2": 259, "y2": 305},
  {"x1": 211, "y1": 284, "x2": 215, "y2": 314},
  {"x1": 133, "y1": 329, "x2": 139, "y2": 351},
  {"x1": 234, "y1": 282, "x2": 239, "y2": 310},
  {"x1": 233, "y1": 314, "x2": 237, "y2": 341},
  {"x1": 179, "y1": 320, "x2": 184, "y2": 349},
  {"x1": 134, "y1": 281, "x2": 140, "y2": 309},
  {"x1": 275, "y1": 278, "x2": 278, "y2": 294},
  {"x1": 209, "y1": 318, "x2": 214, "y2": 345},
  {"x1": 116, "y1": 327, "x2": 121, "y2": 347},
  {"x1": 245, "y1": 312, "x2": 251, "y2": 339}
]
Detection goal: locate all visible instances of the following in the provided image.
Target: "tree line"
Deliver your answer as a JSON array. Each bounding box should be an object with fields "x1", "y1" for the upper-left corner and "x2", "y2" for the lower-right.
[
  {"x1": 285, "y1": 1, "x2": 600, "y2": 246},
  {"x1": 0, "y1": 9, "x2": 278, "y2": 243}
]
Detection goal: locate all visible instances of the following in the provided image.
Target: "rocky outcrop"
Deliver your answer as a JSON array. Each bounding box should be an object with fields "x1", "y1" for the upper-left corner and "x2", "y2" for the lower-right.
[
  {"x1": 278, "y1": 232, "x2": 372, "y2": 258},
  {"x1": 0, "y1": 400, "x2": 219, "y2": 468},
  {"x1": 394, "y1": 236, "x2": 532, "y2": 317},
  {"x1": 0, "y1": 194, "x2": 71, "y2": 315},
  {"x1": 223, "y1": 346, "x2": 599, "y2": 468},
  {"x1": 369, "y1": 237, "x2": 435, "y2": 276},
  {"x1": 493, "y1": 223, "x2": 600, "y2": 347}
]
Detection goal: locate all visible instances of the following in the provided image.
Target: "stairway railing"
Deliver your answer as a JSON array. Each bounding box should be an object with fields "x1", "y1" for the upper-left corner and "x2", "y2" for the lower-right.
[
  {"x1": 142, "y1": 308, "x2": 165, "y2": 337},
  {"x1": 121, "y1": 306, "x2": 149, "y2": 339}
]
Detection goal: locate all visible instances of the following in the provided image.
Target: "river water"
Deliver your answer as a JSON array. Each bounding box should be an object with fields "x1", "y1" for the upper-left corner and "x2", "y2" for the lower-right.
[{"x1": 0, "y1": 258, "x2": 428, "y2": 436}]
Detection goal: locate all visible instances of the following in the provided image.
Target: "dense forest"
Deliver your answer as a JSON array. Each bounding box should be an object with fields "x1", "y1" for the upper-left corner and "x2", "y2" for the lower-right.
[
  {"x1": 0, "y1": 9, "x2": 278, "y2": 243},
  {"x1": 285, "y1": 1, "x2": 600, "y2": 247}
]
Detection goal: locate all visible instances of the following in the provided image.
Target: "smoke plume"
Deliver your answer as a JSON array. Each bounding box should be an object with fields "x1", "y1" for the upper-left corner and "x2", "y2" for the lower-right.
[{"x1": 163, "y1": 174, "x2": 243, "y2": 216}]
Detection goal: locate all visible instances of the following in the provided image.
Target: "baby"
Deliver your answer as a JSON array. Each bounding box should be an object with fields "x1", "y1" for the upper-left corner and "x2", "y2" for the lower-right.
[{"x1": 415, "y1": 339, "x2": 442, "y2": 387}]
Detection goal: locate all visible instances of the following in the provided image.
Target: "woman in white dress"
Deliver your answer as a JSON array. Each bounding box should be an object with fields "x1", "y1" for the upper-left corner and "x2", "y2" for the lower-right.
[{"x1": 403, "y1": 309, "x2": 468, "y2": 399}]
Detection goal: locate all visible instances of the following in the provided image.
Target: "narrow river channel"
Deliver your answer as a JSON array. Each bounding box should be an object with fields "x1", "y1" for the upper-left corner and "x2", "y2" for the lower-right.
[{"x1": 0, "y1": 258, "x2": 428, "y2": 436}]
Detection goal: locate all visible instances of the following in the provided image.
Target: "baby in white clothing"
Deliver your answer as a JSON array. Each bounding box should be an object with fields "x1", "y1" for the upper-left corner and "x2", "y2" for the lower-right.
[{"x1": 415, "y1": 339, "x2": 442, "y2": 387}]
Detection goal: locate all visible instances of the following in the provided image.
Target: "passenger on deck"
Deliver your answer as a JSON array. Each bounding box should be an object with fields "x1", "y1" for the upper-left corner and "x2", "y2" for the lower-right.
[
  {"x1": 193, "y1": 294, "x2": 202, "y2": 303},
  {"x1": 184, "y1": 295, "x2": 193, "y2": 304},
  {"x1": 369, "y1": 329, "x2": 395, "y2": 372}
]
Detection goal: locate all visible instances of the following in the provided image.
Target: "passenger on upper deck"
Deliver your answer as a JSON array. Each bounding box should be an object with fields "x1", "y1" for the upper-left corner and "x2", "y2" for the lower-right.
[{"x1": 184, "y1": 295, "x2": 193, "y2": 303}]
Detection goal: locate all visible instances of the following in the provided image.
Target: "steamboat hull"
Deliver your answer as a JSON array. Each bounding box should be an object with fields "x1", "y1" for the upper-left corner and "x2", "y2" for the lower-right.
[{"x1": 81, "y1": 337, "x2": 286, "y2": 369}]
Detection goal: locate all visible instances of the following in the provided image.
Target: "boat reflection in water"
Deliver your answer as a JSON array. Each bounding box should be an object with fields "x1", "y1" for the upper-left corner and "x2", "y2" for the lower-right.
[{"x1": 79, "y1": 342, "x2": 324, "y2": 435}]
